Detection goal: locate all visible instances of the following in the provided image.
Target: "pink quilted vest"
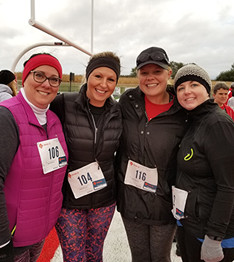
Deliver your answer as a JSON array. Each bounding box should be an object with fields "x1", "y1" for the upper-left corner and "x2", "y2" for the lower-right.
[{"x1": 2, "y1": 91, "x2": 68, "y2": 247}]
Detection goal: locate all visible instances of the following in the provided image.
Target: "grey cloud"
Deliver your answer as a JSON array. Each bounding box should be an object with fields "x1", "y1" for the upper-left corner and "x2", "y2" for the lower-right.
[{"x1": 0, "y1": 0, "x2": 234, "y2": 79}]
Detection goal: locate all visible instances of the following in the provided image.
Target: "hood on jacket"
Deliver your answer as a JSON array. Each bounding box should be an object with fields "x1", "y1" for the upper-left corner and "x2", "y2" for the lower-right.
[{"x1": 0, "y1": 84, "x2": 13, "y2": 102}]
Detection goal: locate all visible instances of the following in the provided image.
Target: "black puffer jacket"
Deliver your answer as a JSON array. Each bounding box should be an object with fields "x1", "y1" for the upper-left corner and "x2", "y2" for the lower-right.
[
  {"x1": 176, "y1": 99, "x2": 234, "y2": 239},
  {"x1": 116, "y1": 87, "x2": 187, "y2": 225},
  {"x1": 50, "y1": 84, "x2": 122, "y2": 209}
]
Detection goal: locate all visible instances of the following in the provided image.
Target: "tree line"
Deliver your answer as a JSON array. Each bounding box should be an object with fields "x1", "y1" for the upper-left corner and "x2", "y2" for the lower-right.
[{"x1": 130, "y1": 62, "x2": 234, "y2": 81}]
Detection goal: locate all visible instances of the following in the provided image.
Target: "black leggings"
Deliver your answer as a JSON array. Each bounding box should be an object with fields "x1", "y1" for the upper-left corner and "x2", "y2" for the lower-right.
[{"x1": 122, "y1": 217, "x2": 176, "y2": 262}]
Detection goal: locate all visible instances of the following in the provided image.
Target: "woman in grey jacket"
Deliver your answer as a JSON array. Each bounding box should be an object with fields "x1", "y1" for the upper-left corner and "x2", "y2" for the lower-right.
[
  {"x1": 50, "y1": 51, "x2": 122, "y2": 262},
  {"x1": 0, "y1": 70, "x2": 17, "y2": 102},
  {"x1": 116, "y1": 47, "x2": 187, "y2": 262}
]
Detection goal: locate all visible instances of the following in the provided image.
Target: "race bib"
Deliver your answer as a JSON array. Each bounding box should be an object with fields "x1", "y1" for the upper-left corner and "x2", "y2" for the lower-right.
[
  {"x1": 172, "y1": 186, "x2": 188, "y2": 220},
  {"x1": 68, "y1": 162, "x2": 107, "y2": 199},
  {"x1": 37, "y1": 138, "x2": 67, "y2": 174},
  {"x1": 124, "y1": 160, "x2": 158, "y2": 193}
]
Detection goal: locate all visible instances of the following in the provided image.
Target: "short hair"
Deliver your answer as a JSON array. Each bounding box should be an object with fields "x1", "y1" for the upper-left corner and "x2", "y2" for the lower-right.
[
  {"x1": 86, "y1": 51, "x2": 121, "y2": 81},
  {"x1": 90, "y1": 51, "x2": 120, "y2": 64},
  {"x1": 213, "y1": 82, "x2": 229, "y2": 94}
]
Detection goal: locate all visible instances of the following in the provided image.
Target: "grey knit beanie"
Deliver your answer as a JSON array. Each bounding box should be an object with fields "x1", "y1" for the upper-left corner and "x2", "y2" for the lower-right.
[{"x1": 174, "y1": 63, "x2": 212, "y2": 94}]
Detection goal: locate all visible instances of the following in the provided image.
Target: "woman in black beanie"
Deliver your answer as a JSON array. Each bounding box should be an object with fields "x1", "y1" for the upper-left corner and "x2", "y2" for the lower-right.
[
  {"x1": 0, "y1": 69, "x2": 17, "y2": 102},
  {"x1": 50, "y1": 51, "x2": 122, "y2": 262},
  {"x1": 173, "y1": 63, "x2": 234, "y2": 262}
]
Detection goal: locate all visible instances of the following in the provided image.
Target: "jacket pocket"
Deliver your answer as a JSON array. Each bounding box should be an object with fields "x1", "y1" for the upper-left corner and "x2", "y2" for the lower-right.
[{"x1": 184, "y1": 189, "x2": 199, "y2": 220}]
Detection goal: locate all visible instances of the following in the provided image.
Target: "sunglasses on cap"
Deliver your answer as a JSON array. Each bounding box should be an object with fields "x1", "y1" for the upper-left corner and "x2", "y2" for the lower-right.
[{"x1": 136, "y1": 52, "x2": 169, "y2": 66}]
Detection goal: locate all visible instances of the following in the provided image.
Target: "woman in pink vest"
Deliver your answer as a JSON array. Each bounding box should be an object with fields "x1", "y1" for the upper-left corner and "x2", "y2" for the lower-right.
[{"x1": 0, "y1": 53, "x2": 68, "y2": 262}]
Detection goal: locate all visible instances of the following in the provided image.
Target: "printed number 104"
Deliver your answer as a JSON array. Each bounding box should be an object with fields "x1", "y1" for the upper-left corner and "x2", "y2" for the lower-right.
[{"x1": 78, "y1": 173, "x2": 93, "y2": 186}]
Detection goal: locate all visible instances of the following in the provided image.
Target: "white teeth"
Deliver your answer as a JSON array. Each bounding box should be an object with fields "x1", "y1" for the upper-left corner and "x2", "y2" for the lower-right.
[
  {"x1": 38, "y1": 91, "x2": 48, "y2": 96},
  {"x1": 186, "y1": 98, "x2": 194, "y2": 101},
  {"x1": 96, "y1": 89, "x2": 106, "y2": 94},
  {"x1": 147, "y1": 84, "x2": 157, "y2": 87}
]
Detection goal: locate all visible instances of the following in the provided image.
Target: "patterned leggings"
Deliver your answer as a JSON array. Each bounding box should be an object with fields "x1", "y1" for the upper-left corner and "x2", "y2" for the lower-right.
[
  {"x1": 55, "y1": 203, "x2": 116, "y2": 262},
  {"x1": 13, "y1": 240, "x2": 44, "y2": 262}
]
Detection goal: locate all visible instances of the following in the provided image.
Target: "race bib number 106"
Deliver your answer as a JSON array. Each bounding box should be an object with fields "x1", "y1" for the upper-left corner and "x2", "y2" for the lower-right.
[{"x1": 37, "y1": 138, "x2": 67, "y2": 174}]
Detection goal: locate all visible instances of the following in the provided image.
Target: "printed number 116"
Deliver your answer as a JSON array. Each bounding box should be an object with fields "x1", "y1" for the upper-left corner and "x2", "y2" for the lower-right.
[{"x1": 135, "y1": 170, "x2": 146, "y2": 181}]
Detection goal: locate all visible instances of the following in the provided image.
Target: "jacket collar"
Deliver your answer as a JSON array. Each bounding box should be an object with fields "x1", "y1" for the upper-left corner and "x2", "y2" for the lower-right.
[
  {"x1": 127, "y1": 86, "x2": 184, "y2": 119},
  {"x1": 187, "y1": 99, "x2": 218, "y2": 119}
]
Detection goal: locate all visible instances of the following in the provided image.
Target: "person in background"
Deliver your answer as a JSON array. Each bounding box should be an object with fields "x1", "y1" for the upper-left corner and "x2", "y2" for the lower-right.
[
  {"x1": 0, "y1": 70, "x2": 17, "y2": 102},
  {"x1": 226, "y1": 82, "x2": 234, "y2": 104},
  {"x1": 227, "y1": 82, "x2": 234, "y2": 110},
  {"x1": 173, "y1": 63, "x2": 234, "y2": 262},
  {"x1": 50, "y1": 51, "x2": 122, "y2": 262},
  {"x1": 0, "y1": 53, "x2": 68, "y2": 262},
  {"x1": 116, "y1": 47, "x2": 187, "y2": 262},
  {"x1": 213, "y1": 82, "x2": 234, "y2": 120}
]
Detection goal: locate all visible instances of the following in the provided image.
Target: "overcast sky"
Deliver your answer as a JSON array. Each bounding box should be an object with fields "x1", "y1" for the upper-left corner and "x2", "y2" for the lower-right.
[{"x1": 0, "y1": 0, "x2": 234, "y2": 79}]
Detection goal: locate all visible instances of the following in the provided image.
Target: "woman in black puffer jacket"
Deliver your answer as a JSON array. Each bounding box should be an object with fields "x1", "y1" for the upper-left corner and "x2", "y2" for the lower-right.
[{"x1": 50, "y1": 51, "x2": 122, "y2": 262}]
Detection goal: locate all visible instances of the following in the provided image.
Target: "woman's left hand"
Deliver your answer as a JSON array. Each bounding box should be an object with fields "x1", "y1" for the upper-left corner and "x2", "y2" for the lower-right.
[{"x1": 201, "y1": 235, "x2": 224, "y2": 262}]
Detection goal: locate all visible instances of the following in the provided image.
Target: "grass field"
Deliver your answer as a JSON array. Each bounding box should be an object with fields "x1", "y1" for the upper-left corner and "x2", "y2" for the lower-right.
[
  {"x1": 16, "y1": 75, "x2": 139, "y2": 93},
  {"x1": 16, "y1": 73, "x2": 232, "y2": 95}
]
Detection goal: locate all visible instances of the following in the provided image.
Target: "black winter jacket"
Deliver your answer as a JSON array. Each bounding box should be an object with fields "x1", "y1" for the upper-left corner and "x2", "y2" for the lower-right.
[
  {"x1": 50, "y1": 85, "x2": 122, "y2": 209},
  {"x1": 176, "y1": 99, "x2": 234, "y2": 239},
  {"x1": 116, "y1": 87, "x2": 187, "y2": 225}
]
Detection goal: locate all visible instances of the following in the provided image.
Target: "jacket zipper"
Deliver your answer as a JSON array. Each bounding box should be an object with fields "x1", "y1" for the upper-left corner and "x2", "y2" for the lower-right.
[{"x1": 90, "y1": 112, "x2": 98, "y2": 144}]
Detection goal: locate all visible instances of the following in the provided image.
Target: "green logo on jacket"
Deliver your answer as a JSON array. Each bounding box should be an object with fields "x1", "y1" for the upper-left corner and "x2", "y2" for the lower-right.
[{"x1": 184, "y1": 148, "x2": 193, "y2": 161}]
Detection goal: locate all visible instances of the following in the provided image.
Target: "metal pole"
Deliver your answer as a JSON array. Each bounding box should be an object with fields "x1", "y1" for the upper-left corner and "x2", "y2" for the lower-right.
[
  {"x1": 29, "y1": 0, "x2": 92, "y2": 56},
  {"x1": 11, "y1": 42, "x2": 69, "y2": 72},
  {"x1": 29, "y1": 19, "x2": 92, "y2": 56},
  {"x1": 91, "y1": 0, "x2": 94, "y2": 53},
  {"x1": 31, "y1": 0, "x2": 35, "y2": 21}
]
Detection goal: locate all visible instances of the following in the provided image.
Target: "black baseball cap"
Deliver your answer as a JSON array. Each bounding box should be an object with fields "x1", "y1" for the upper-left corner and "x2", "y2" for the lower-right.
[{"x1": 136, "y1": 47, "x2": 170, "y2": 70}]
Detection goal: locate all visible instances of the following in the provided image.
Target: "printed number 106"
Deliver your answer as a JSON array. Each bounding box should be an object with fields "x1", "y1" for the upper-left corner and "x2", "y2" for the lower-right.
[{"x1": 48, "y1": 146, "x2": 59, "y2": 159}]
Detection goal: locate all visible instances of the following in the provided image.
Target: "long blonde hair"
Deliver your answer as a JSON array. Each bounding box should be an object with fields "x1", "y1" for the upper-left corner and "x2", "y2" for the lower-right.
[{"x1": 8, "y1": 80, "x2": 17, "y2": 96}]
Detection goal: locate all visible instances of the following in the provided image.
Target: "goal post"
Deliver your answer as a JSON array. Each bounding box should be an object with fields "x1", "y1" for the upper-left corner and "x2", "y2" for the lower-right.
[
  {"x1": 11, "y1": 0, "x2": 92, "y2": 72},
  {"x1": 11, "y1": 42, "x2": 70, "y2": 72}
]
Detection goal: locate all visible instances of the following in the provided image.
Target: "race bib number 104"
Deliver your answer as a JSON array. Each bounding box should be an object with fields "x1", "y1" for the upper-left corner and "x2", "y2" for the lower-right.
[{"x1": 68, "y1": 162, "x2": 107, "y2": 199}]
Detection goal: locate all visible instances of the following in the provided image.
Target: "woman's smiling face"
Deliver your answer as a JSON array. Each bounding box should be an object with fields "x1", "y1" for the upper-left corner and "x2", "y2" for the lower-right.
[
  {"x1": 23, "y1": 65, "x2": 60, "y2": 109},
  {"x1": 176, "y1": 81, "x2": 209, "y2": 110},
  {"x1": 137, "y1": 64, "x2": 172, "y2": 103},
  {"x1": 86, "y1": 67, "x2": 117, "y2": 107}
]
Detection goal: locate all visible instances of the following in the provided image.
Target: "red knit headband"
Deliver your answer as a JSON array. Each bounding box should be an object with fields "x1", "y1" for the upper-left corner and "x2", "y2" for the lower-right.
[{"x1": 22, "y1": 54, "x2": 62, "y2": 86}]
